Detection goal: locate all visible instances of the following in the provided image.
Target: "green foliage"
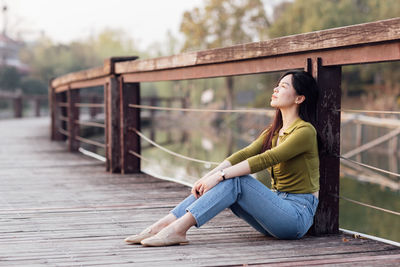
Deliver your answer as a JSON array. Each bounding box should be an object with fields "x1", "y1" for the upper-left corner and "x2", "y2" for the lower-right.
[
  {"x1": 269, "y1": 0, "x2": 400, "y2": 105},
  {"x1": 269, "y1": 0, "x2": 400, "y2": 38},
  {"x1": 180, "y1": 0, "x2": 269, "y2": 51},
  {"x1": 20, "y1": 29, "x2": 140, "y2": 90},
  {"x1": 0, "y1": 66, "x2": 20, "y2": 90},
  {"x1": 179, "y1": 0, "x2": 270, "y2": 108},
  {"x1": 20, "y1": 77, "x2": 47, "y2": 95}
]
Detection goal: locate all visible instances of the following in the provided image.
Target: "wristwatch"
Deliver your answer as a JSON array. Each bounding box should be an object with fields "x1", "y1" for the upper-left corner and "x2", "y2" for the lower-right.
[{"x1": 219, "y1": 169, "x2": 226, "y2": 181}]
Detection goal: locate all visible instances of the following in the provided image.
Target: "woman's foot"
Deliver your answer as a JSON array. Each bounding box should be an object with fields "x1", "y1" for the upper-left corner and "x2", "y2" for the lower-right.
[
  {"x1": 140, "y1": 226, "x2": 189, "y2": 247},
  {"x1": 141, "y1": 212, "x2": 196, "y2": 247},
  {"x1": 124, "y1": 226, "x2": 155, "y2": 244},
  {"x1": 124, "y1": 213, "x2": 178, "y2": 244}
]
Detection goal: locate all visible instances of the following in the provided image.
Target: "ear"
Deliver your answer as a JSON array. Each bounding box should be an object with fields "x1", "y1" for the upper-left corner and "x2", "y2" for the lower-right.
[{"x1": 295, "y1": 95, "x2": 305, "y2": 104}]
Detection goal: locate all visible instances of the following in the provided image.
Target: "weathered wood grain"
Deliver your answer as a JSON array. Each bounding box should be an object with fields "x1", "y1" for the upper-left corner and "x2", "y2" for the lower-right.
[
  {"x1": 0, "y1": 118, "x2": 399, "y2": 266},
  {"x1": 51, "y1": 57, "x2": 139, "y2": 89},
  {"x1": 115, "y1": 18, "x2": 400, "y2": 74}
]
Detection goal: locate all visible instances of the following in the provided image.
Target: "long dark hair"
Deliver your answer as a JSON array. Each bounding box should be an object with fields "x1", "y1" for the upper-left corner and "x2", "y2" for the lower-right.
[{"x1": 261, "y1": 71, "x2": 319, "y2": 152}]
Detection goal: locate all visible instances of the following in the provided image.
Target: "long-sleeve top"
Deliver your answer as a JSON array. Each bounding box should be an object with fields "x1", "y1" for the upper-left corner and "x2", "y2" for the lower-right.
[{"x1": 225, "y1": 118, "x2": 319, "y2": 194}]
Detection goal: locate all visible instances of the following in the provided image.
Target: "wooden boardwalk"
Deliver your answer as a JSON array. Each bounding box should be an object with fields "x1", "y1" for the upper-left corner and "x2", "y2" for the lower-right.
[{"x1": 0, "y1": 118, "x2": 399, "y2": 266}]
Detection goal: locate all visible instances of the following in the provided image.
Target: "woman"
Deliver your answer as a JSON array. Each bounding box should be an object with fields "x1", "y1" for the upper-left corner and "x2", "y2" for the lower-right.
[{"x1": 125, "y1": 70, "x2": 320, "y2": 246}]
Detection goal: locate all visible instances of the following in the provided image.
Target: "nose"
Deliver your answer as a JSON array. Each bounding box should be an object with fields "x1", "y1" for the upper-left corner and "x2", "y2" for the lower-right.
[{"x1": 273, "y1": 87, "x2": 279, "y2": 93}]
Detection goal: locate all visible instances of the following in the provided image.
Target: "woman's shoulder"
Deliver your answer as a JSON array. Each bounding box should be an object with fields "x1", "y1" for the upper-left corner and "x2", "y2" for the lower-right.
[{"x1": 293, "y1": 119, "x2": 317, "y2": 136}]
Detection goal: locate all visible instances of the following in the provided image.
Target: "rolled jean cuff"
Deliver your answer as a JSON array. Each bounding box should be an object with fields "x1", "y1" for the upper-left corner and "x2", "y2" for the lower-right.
[{"x1": 185, "y1": 207, "x2": 202, "y2": 228}]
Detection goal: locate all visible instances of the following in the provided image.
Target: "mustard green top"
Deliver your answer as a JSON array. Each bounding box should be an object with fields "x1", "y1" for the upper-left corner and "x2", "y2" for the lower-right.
[{"x1": 225, "y1": 118, "x2": 319, "y2": 193}]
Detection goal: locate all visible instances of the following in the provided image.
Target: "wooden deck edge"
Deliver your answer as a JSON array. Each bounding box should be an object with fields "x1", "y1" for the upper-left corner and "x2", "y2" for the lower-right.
[{"x1": 340, "y1": 228, "x2": 400, "y2": 247}]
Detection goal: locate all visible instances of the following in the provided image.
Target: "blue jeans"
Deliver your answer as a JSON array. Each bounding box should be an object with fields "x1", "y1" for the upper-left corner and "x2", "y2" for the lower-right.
[{"x1": 170, "y1": 175, "x2": 319, "y2": 240}]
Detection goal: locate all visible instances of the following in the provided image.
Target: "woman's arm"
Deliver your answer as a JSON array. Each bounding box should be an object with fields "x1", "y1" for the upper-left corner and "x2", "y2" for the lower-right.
[
  {"x1": 192, "y1": 160, "x2": 251, "y2": 198},
  {"x1": 200, "y1": 160, "x2": 232, "y2": 179},
  {"x1": 192, "y1": 125, "x2": 316, "y2": 197}
]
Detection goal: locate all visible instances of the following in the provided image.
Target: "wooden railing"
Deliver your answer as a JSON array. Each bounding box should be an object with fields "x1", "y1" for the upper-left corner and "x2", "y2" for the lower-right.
[
  {"x1": 49, "y1": 18, "x2": 400, "y2": 235},
  {"x1": 0, "y1": 90, "x2": 47, "y2": 118}
]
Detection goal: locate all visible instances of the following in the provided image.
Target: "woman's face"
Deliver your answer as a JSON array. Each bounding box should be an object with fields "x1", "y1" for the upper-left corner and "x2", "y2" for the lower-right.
[{"x1": 270, "y1": 74, "x2": 299, "y2": 109}]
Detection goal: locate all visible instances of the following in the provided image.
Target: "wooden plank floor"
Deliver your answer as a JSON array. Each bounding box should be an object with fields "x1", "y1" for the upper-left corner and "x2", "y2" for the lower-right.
[{"x1": 0, "y1": 117, "x2": 399, "y2": 266}]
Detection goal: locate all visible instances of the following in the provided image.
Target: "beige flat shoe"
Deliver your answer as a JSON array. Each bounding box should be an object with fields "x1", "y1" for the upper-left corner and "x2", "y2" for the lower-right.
[
  {"x1": 141, "y1": 231, "x2": 189, "y2": 247},
  {"x1": 124, "y1": 228, "x2": 155, "y2": 244}
]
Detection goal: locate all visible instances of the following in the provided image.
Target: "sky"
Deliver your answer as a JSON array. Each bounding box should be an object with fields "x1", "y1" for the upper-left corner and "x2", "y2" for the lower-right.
[{"x1": 2, "y1": 0, "x2": 282, "y2": 50}]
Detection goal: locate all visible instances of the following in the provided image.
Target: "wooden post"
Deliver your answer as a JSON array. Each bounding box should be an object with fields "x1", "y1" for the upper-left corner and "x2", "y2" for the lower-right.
[
  {"x1": 308, "y1": 57, "x2": 341, "y2": 235},
  {"x1": 35, "y1": 98, "x2": 41, "y2": 117},
  {"x1": 49, "y1": 81, "x2": 58, "y2": 140},
  {"x1": 105, "y1": 76, "x2": 121, "y2": 173},
  {"x1": 13, "y1": 93, "x2": 22, "y2": 118},
  {"x1": 60, "y1": 92, "x2": 68, "y2": 140},
  {"x1": 52, "y1": 91, "x2": 67, "y2": 141},
  {"x1": 67, "y1": 88, "x2": 80, "y2": 152},
  {"x1": 119, "y1": 76, "x2": 141, "y2": 174}
]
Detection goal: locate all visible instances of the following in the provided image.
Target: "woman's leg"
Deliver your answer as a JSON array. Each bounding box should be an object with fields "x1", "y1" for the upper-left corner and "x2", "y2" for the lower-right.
[
  {"x1": 231, "y1": 176, "x2": 318, "y2": 239},
  {"x1": 164, "y1": 175, "x2": 316, "y2": 239},
  {"x1": 125, "y1": 194, "x2": 196, "y2": 243},
  {"x1": 230, "y1": 202, "x2": 271, "y2": 236},
  {"x1": 141, "y1": 175, "x2": 317, "y2": 245}
]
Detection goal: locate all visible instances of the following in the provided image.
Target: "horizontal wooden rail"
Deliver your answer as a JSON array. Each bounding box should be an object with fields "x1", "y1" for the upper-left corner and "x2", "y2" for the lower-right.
[
  {"x1": 52, "y1": 57, "x2": 138, "y2": 89},
  {"x1": 51, "y1": 18, "x2": 400, "y2": 87},
  {"x1": 115, "y1": 18, "x2": 399, "y2": 78}
]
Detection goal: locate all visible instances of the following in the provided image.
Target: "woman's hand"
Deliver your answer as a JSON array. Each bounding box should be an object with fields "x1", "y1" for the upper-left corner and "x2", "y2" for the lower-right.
[{"x1": 191, "y1": 173, "x2": 221, "y2": 199}]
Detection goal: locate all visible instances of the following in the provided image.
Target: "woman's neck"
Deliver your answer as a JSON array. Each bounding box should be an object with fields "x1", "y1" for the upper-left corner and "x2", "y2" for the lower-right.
[{"x1": 280, "y1": 108, "x2": 300, "y2": 130}]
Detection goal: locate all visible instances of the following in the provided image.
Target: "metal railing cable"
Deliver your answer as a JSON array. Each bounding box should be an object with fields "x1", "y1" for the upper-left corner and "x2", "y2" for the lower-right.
[
  {"x1": 129, "y1": 128, "x2": 219, "y2": 166},
  {"x1": 331, "y1": 194, "x2": 400, "y2": 216},
  {"x1": 338, "y1": 109, "x2": 400, "y2": 115},
  {"x1": 75, "y1": 136, "x2": 106, "y2": 148},
  {"x1": 129, "y1": 103, "x2": 275, "y2": 114},
  {"x1": 339, "y1": 155, "x2": 400, "y2": 178},
  {"x1": 58, "y1": 127, "x2": 69, "y2": 136},
  {"x1": 128, "y1": 150, "x2": 195, "y2": 187},
  {"x1": 129, "y1": 140, "x2": 400, "y2": 216},
  {"x1": 75, "y1": 103, "x2": 105, "y2": 108},
  {"x1": 126, "y1": 106, "x2": 400, "y2": 216},
  {"x1": 74, "y1": 120, "x2": 105, "y2": 128}
]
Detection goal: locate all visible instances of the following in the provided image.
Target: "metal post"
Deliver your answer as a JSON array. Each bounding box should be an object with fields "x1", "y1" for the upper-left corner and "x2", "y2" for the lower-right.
[
  {"x1": 119, "y1": 76, "x2": 141, "y2": 174},
  {"x1": 67, "y1": 88, "x2": 80, "y2": 152},
  {"x1": 308, "y1": 57, "x2": 341, "y2": 235}
]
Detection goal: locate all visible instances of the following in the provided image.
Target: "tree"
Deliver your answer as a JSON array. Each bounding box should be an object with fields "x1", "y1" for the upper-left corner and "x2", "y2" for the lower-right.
[
  {"x1": 19, "y1": 29, "x2": 140, "y2": 90},
  {"x1": 268, "y1": 0, "x2": 400, "y2": 109},
  {"x1": 0, "y1": 66, "x2": 20, "y2": 90},
  {"x1": 180, "y1": 0, "x2": 269, "y2": 109}
]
